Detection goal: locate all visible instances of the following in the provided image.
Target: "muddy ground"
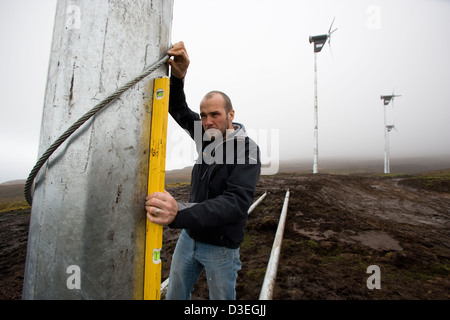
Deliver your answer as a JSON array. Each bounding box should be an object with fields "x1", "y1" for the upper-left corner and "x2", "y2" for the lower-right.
[
  {"x1": 1, "y1": 172, "x2": 449, "y2": 300},
  {"x1": 164, "y1": 172, "x2": 450, "y2": 300}
]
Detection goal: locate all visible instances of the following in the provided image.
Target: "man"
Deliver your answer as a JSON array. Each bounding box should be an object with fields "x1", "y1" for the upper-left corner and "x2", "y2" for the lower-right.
[{"x1": 145, "y1": 42, "x2": 261, "y2": 300}]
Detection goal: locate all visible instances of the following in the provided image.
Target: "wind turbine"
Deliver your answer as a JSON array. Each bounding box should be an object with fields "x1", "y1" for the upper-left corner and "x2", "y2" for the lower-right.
[
  {"x1": 309, "y1": 18, "x2": 337, "y2": 174},
  {"x1": 380, "y1": 91, "x2": 401, "y2": 173}
]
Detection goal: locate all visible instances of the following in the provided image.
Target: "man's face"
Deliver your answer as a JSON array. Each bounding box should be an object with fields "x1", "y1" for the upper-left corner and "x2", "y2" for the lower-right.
[{"x1": 200, "y1": 94, "x2": 234, "y2": 139}]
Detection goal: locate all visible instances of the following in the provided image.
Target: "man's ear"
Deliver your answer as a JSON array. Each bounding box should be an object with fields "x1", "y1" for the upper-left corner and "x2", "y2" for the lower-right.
[{"x1": 228, "y1": 109, "x2": 235, "y2": 122}]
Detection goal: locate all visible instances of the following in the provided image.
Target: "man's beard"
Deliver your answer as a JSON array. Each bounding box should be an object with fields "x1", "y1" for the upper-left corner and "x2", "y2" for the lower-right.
[{"x1": 204, "y1": 115, "x2": 229, "y2": 141}]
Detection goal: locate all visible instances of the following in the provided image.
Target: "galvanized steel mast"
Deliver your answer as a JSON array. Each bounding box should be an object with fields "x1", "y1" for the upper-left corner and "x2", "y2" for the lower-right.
[{"x1": 23, "y1": 0, "x2": 173, "y2": 299}]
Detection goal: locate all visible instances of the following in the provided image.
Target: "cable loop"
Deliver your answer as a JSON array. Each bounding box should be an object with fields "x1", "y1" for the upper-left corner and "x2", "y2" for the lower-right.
[{"x1": 24, "y1": 54, "x2": 170, "y2": 205}]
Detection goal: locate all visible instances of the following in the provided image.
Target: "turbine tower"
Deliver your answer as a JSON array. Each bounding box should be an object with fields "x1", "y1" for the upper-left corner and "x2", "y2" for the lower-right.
[
  {"x1": 385, "y1": 124, "x2": 397, "y2": 174},
  {"x1": 380, "y1": 92, "x2": 401, "y2": 173},
  {"x1": 309, "y1": 18, "x2": 337, "y2": 174}
]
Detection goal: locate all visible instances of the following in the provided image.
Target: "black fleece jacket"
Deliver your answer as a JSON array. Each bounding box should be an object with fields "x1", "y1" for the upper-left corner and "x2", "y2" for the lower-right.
[{"x1": 168, "y1": 76, "x2": 261, "y2": 249}]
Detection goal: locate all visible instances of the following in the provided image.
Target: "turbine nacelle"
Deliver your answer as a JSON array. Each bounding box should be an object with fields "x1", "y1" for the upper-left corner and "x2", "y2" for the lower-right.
[
  {"x1": 309, "y1": 34, "x2": 328, "y2": 52},
  {"x1": 381, "y1": 91, "x2": 402, "y2": 106},
  {"x1": 309, "y1": 18, "x2": 337, "y2": 53},
  {"x1": 386, "y1": 124, "x2": 397, "y2": 132}
]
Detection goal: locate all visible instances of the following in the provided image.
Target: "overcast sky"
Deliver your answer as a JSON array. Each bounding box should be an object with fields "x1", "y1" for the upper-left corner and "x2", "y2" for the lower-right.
[{"x1": 1, "y1": 0, "x2": 449, "y2": 183}]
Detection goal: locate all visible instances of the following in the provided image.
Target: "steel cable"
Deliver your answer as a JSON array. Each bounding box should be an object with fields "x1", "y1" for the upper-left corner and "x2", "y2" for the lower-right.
[{"x1": 24, "y1": 54, "x2": 170, "y2": 205}]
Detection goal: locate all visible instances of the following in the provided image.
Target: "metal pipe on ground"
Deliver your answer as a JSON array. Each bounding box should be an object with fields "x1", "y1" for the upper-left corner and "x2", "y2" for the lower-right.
[
  {"x1": 259, "y1": 190, "x2": 290, "y2": 300},
  {"x1": 248, "y1": 191, "x2": 267, "y2": 214}
]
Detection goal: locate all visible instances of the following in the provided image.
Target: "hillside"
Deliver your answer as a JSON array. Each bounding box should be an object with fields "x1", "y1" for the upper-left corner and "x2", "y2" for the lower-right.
[
  {"x1": 1, "y1": 169, "x2": 449, "y2": 300},
  {"x1": 0, "y1": 184, "x2": 30, "y2": 213}
]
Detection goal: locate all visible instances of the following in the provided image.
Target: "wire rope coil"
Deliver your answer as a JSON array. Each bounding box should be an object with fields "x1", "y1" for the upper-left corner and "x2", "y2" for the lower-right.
[{"x1": 24, "y1": 54, "x2": 170, "y2": 205}]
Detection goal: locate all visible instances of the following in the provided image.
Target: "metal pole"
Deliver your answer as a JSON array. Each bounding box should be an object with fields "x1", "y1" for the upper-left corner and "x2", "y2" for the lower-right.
[
  {"x1": 259, "y1": 190, "x2": 290, "y2": 300},
  {"x1": 386, "y1": 127, "x2": 391, "y2": 174},
  {"x1": 384, "y1": 105, "x2": 388, "y2": 174},
  {"x1": 248, "y1": 192, "x2": 267, "y2": 214},
  {"x1": 313, "y1": 52, "x2": 319, "y2": 174},
  {"x1": 23, "y1": 0, "x2": 173, "y2": 300}
]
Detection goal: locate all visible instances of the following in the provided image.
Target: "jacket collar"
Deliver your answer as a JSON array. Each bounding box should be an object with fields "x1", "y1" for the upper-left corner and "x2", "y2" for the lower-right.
[{"x1": 226, "y1": 122, "x2": 246, "y2": 140}]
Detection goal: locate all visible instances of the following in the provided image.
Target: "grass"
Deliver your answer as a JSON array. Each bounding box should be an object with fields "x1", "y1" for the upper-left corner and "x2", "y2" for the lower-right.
[
  {"x1": 240, "y1": 234, "x2": 257, "y2": 250},
  {"x1": 245, "y1": 267, "x2": 267, "y2": 282},
  {"x1": 400, "y1": 171, "x2": 450, "y2": 192},
  {"x1": 411, "y1": 172, "x2": 450, "y2": 183},
  {"x1": 165, "y1": 181, "x2": 190, "y2": 188},
  {"x1": 0, "y1": 200, "x2": 30, "y2": 213}
]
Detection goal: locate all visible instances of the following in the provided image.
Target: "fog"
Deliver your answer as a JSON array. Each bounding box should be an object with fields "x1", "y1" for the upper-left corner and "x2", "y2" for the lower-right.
[{"x1": 1, "y1": 0, "x2": 449, "y2": 182}]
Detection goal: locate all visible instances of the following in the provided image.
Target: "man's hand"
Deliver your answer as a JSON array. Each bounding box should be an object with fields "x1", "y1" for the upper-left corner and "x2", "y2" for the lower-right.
[
  {"x1": 146, "y1": 191, "x2": 178, "y2": 226},
  {"x1": 167, "y1": 41, "x2": 190, "y2": 79}
]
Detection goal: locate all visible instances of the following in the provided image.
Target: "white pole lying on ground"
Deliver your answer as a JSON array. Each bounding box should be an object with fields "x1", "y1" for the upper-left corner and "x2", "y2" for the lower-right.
[
  {"x1": 248, "y1": 192, "x2": 267, "y2": 214},
  {"x1": 259, "y1": 190, "x2": 290, "y2": 300}
]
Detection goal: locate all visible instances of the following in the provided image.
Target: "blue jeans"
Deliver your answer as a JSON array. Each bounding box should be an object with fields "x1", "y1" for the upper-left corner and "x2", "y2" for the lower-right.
[{"x1": 166, "y1": 229, "x2": 242, "y2": 300}]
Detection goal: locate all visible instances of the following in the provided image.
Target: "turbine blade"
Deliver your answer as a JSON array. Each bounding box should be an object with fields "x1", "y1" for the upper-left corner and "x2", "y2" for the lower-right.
[
  {"x1": 328, "y1": 38, "x2": 334, "y2": 59},
  {"x1": 328, "y1": 17, "x2": 336, "y2": 34}
]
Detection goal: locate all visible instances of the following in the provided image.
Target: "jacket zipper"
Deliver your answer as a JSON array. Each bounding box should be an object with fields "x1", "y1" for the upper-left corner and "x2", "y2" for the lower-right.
[{"x1": 193, "y1": 165, "x2": 209, "y2": 202}]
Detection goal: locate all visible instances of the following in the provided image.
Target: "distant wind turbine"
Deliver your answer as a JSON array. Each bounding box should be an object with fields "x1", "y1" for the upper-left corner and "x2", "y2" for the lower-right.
[
  {"x1": 309, "y1": 18, "x2": 337, "y2": 174},
  {"x1": 380, "y1": 91, "x2": 401, "y2": 173}
]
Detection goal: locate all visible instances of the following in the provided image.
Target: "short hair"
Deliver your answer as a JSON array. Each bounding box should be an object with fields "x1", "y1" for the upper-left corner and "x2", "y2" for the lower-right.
[{"x1": 203, "y1": 91, "x2": 233, "y2": 114}]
